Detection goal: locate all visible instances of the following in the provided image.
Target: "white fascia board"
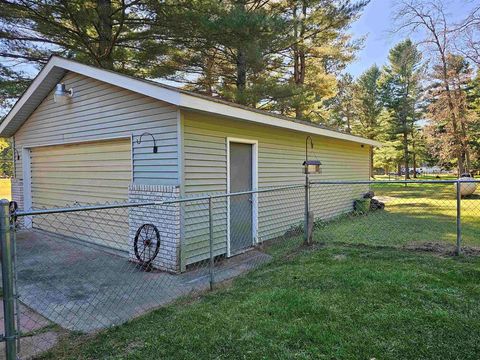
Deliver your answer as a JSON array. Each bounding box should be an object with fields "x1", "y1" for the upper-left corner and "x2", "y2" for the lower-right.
[
  {"x1": 178, "y1": 93, "x2": 383, "y2": 147},
  {"x1": 0, "y1": 60, "x2": 57, "y2": 135},
  {"x1": 53, "y1": 57, "x2": 183, "y2": 105}
]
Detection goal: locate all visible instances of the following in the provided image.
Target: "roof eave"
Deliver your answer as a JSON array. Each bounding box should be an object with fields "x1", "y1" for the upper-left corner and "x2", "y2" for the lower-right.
[
  {"x1": 178, "y1": 96, "x2": 383, "y2": 147},
  {"x1": 0, "y1": 60, "x2": 64, "y2": 137}
]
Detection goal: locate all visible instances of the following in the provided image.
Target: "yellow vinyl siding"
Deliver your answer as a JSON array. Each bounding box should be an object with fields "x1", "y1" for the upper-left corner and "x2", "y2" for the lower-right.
[
  {"x1": 181, "y1": 110, "x2": 369, "y2": 265},
  {"x1": 14, "y1": 71, "x2": 179, "y2": 186},
  {"x1": 30, "y1": 138, "x2": 131, "y2": 250}
]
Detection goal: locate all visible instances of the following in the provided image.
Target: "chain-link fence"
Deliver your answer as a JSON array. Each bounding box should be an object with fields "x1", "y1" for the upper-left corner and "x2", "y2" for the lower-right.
[
  {"x1": 1, "y1": 179, "x2": 479, "y2": 359},
  {"x1": 310, "y1": 180, "x2": 480, "y2": 254}
]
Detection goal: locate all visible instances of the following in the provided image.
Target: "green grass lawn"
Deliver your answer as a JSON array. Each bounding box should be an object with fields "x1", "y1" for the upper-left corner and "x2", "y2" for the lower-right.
[
  {"x1": 374, "y1": 174, "x2": 457, "y2": 181},
  {"x1": 33, "y1": 180, "x2": 480, "y2": 359},
  {"x1": 0, "y1": 178, "x2": 11, "y2": 200},
  {"x1": 41, "y1": 245, "x2": 480, "y2": 360},
  {"x1": 315, "y1": 181, "x2": 480, "y2": 249}
]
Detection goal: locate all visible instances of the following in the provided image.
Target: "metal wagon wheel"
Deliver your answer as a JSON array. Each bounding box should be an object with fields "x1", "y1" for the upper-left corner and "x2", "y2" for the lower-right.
[
  {"x1": 9, "y1": 201, "x2": 18, "y2": 227},
  {"x1": 134, "y1": 224, "x2": 160, "y2": 269}
]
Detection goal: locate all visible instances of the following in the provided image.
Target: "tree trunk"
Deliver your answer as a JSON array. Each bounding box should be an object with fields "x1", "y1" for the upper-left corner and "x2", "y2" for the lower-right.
[
  {"x1": 203, "y1": 50, "x2": 218, "y2": 96},
  {"x1": 235, "y1": 0, "x2": 247, "y2": 104},
  {"x1": 439, "y1": 55, "x2": 465, "y2": 175},
  {"x1": 346, "y1": 114, "x2": 351, "y2": 133},
  {"x1": 96, "y1": 0, "x2": 114, "y2": 69},
  {"x1": 236, "y1": 48, "x2": 247, "y2": 102},
  {"x1": 294, "y1": 46, "x2": 305, "y2": 119},
  {"x1": 459, "y1": 118, "x2": 471, "y2": 174},
  {"x1": 457, "y1": 156, "x2": 464, "y2": 177},
  {"x1": 403, "y1": 131, "x2": 410, "y2": 180},
  {"x1": 465, "y1": 150, "x2": 471, "y2": 174},
  {"x1": 293, "y1": 1, "x2": 307, "y2": 119},
  {"x1": 413, "y1": 150, "x2": 417, "y2": 179},
  {"x1": 370, "y1": 146, "x2": 374, "y2": 179},
  {"x1": 412, "y1": 137, "x2": 417, "y2": 179}
]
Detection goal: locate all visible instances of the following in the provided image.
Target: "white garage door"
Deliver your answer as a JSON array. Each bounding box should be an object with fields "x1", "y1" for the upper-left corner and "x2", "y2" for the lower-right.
[{"x1": 30, "y1": 138, "x2": 132, "y2": 250}]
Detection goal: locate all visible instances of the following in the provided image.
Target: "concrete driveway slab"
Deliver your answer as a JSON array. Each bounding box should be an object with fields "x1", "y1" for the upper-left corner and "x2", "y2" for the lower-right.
[{"x1": 14, "y1": 229, "x2": 271, "y2": 333}]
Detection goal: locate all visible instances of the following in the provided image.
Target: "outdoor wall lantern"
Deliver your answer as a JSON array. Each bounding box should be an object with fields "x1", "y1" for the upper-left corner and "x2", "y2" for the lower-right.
[
  {"x1": 136, "y1": 132, "x2": 158, "y2": 153},
  {"x1": 53, "y1": 83, "x2": 74, "y2": 104}
]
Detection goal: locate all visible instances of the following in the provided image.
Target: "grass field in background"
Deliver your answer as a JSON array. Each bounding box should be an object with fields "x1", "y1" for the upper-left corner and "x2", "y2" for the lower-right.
[
  {"x1": 374, "y1": 174, "x2": 457, "y2": 181},
  {"x1": 0, "y1": 178, "x2": 11, "y2": 200},
  {"x1": 315, "y1": 180, "x2": 480, "y2": 249}
]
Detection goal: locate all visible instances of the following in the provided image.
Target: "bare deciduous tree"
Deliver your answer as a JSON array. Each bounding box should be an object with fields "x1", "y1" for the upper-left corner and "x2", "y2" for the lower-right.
[
  {"x1": 453, "y1": 3, "x2": 480, "y2": 66},
  {"x1": 394, "y1": 0, "x2": 470, "y2": 174}
]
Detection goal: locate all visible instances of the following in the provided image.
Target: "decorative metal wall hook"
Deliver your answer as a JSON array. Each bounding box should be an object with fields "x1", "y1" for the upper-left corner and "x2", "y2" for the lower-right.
[
  {"x1": 136, "y1": 132, "x2": 158, "y2": 153},
  {"x1": 13, "y1": 148, "x2": 20, "y2": 161},
  {"x1": 303, "y1": 136, "x2": 321, "y2": 175},
  {"x1": 305, "y1": 136, "x2": 314, "y2": 162}
]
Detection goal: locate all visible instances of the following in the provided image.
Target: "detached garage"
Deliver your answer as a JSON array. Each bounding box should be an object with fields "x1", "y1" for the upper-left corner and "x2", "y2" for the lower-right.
[{"x1": 0, "y1": 56, "x2": 381, "y2": 273}]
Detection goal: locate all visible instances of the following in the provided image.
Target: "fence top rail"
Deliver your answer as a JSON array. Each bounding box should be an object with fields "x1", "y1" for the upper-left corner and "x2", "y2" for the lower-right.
[
  {"x1": 14, "y1": 179, "x2": 478, "y2": 217},
  {"x1": 16, "y1": 201, "x2": 158, "y2": 217},
  {"x1": 310, "y1": 179, "x2": 480, "y2": 185},
  {"x1": 15, "y1": 184, "x2": 305, "y2": 217}
]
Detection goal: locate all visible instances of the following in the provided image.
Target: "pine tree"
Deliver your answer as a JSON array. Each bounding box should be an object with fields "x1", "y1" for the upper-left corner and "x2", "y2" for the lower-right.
[
  {"x1": 426, "y1": 54, "x2": 476, "y2": 174},
  {"x1": 351, "y1": 65, "x2": 383, "y2": 177},
  {"x1": 381, "y1": 39, "x2": 424, "y2": 179},
  {"x1": 466, "y1": 73, "x2": 480, "y2": 170},
  {"x1": 326, "y1": 73, "x2": 355, "y2": 132},
  {"x1": 273, "y1": 0, "x2": 368, "y2": 121}
]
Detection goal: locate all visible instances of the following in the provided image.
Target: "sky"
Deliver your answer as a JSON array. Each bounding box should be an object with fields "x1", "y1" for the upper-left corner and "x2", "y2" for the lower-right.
[{"x1": 345, "y1": 0, "x2": 477, "y2": 78}]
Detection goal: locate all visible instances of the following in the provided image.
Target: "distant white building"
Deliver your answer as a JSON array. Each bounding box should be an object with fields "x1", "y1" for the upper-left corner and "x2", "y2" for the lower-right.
[{"x1": 417, "y1": 165, "x2": 447, "y2": 174}]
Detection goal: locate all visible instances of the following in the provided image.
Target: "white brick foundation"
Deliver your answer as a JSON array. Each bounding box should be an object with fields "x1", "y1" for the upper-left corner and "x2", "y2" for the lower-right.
[{"x1": 128, "y1": 184, "x2": 181, "y2": 273}]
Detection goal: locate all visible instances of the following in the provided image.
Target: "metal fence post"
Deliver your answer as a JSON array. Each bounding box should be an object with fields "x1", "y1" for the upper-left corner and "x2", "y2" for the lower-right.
[
  {"x1": 304, "y1": 178, "x2": 314, "y2": 245},
  {"x1": 0, "y1": 199, "x2": 17, "y2": 360},
  {"x1": 208, "y1": 196, "x2": 214, "y2": 290},
  {"x1": 456, "y1": 180, "x2": 462, "y2": 255},
  {"x1": 304, "y1": 177, "x2": 309, "y2": 244}
]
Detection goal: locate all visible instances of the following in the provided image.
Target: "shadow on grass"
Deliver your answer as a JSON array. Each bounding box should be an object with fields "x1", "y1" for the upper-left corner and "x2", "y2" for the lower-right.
[
  {"x1": 257, "y1": 198, "x2": 480, "y2": 263},
  {"x1": 389, "y1": 202, "x2": 439, "y2": 209},
  {"x1": 371, "y1": 183, "x2": 456, "y2": 201},
  {"x1": 313, "y1": 207, "x2": 480, "y2": 249},
  {"x1": 463, "y1": 194, "x2": 480, "y2": 200}
]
